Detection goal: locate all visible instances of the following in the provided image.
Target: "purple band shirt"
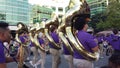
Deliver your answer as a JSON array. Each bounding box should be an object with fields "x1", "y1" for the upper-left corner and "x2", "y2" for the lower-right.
[
  {"x1": 49, "y1": 32, "x2": 59, "y2": 48},
  {"x1": 108, "y1": 34, "x2": 120, "y2": 50},
  {"x1": 19, "y1": 36, "x2": 26, "y2": 43},
  {"x1": 38, "y1": 38, "x2": 44, "y2": 45},
  {"x1": 0, "y1": 41, "x2": 6, "y2": 63},
  {"x1": 74, "y1": 30, "x2": 97, "y2": 59}
]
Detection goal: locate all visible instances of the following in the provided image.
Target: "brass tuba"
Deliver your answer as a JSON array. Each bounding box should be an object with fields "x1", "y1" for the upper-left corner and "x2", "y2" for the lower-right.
[
  {"x1": 63, "y1": 0, "x2": 99, "y2": 61},
  {"x1": 29, "y1": 22, "x2": 46, "y2": 52},
  {"x1": 58, "y1": 16, "x2": 74, "y2": 55},
  {"x1": 44, "y1": 12, "x2": 61, "y2": 49},
  {"x1": 15, "y1": 22, "x2": 29, "y2": 68}
]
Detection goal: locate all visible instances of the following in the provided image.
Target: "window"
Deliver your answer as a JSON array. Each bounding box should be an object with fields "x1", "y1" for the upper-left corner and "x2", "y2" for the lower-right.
[
  {"x1": 58, "y1": 15, "x2": 63, "y2": 18},
  {"x1": 58, "y1": 7, "x2": 63, "y2": 12},
  {"x1": 0, "y1": 13, "x2": 6, "y2": 20},
  {"x1": 52, "y1": 7, "x2": 56, "y2": 11},
  {"x1": 102, "y1": 3, "x2": 106, "y2": 7}
]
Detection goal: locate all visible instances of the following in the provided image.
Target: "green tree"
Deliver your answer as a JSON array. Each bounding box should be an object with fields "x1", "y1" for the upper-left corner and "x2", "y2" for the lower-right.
[
  {"x1": 96, "y1": 0, "x2": 120, "y2": 30},
  {"x1": 91, "y1": 13, "x2": 105, "y2": 32}
]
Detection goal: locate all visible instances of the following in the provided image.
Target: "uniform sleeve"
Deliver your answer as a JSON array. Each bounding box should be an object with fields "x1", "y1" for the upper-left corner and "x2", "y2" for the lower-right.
[{"x1": 0, "y1": 45, "x2": 6, "y2": 63}]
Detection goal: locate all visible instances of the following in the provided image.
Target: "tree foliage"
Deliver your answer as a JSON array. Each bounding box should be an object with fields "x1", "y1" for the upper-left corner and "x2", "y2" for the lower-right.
[{"x1": 93, "y1": 0, "x2": 120, "y2": 32}]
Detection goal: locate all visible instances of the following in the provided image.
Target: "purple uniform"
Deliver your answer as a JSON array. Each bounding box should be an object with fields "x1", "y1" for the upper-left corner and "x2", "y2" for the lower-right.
[
  {"x1": 74, "y1": 30, "x2": 97, "y2": 59},
  {"x1": 63, "y1": 38, "x2": 72, "y2": 55},
  {"x1": 29, "y1": 41, "x2": 35, "y2": 47},
  {"x1": 96, "y1": 36, "x2": 104, "y2": 44},
  {"x1": 38, "y1": 38, "x2": 44, "y2": 45},
  {"x1": 108, "y1": 34, "x2": 120, "y2": 50},
  {"x1": 49, "y1": 32, "x2": 59, "y2": 48},
  {"x1": 63, "y1": 44, "x2": 71, "y2": 55},
  {"x1": 104, "y1": 35, "x2": 111, "y2": 43},
  {"x1": 0, "y1": 41, "x2": 6, "y2": 63},
  {"x1": 19, "y1": 36, "x2": 26, "y2": 43}
]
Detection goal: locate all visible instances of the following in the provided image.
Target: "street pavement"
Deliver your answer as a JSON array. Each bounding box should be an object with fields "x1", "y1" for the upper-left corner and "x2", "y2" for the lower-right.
[{"x1": 7, "y1": 53, "x2": 110, "y2": 68}]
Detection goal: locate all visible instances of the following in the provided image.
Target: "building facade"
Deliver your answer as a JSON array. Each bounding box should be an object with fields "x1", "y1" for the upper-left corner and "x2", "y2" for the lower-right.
[
  {"x1": 30, "y1": 5, "x2": 53, "y2": 24},
  {"x1": 32, "y1": 0, "x2": 69, "y2": 23},
  {"x1": 51, "y1": 4, "x2": 69, "y2": 22},
  {"x1": 86, "y1": 0, "x2": 108, "y2": 16},
  {"x1": 0, "y1": 0, "x2": 30, "y2": 25},
  {"x1": 48, "y1": 0, "x2": 69, "y2": 22}
]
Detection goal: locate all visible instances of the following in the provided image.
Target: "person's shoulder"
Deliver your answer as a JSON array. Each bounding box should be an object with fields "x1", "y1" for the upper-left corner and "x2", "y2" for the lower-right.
[
  {"x1": 84, "y1": 32, "x2": 93, "y2": 37},
  {"x1": 80, "y1": 31, "x2": 93, "y2": 39},
  {"x1": 78, "y1": 30, "x2": 87, "y2": 34}
]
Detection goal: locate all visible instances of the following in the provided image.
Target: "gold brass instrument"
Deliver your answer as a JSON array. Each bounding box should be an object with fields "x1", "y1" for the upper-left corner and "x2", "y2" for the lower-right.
[
  {"x1": 15, "y1": 31, "x2": 24, "y2": 68},
  {"x1": 63, "y1": 0, "x2": 99, "y2": 61},
  {"x1": 29, "y1": 22, "x2": 46, "y2": 52},
  {"x1": 58, "y1": 16, "x2": 73, "y2": 55},
  {"x1": 44, "y1": 12, "x2": 61, "y2": 49},
  {"x1": 15, "y1": 23, "x2": 29, "y2": 68},
  {"x1": 29, "y1": 26, "x2": 36, "y2": 43}
]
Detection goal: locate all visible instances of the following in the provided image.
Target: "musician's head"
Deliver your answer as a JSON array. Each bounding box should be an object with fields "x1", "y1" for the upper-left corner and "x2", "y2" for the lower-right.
[
  {"x1": 50, "y1": 25, "x2": 57, "y2": 32},
  {"x1": 0, "y1": 21, "x2": 11, "y2": 43},
  {"x1": 72, "y1": 14, "x2": 91, "y2": 31},
  {"x1": 112, "y1": 28, "x2": 118, "y2": 35}
]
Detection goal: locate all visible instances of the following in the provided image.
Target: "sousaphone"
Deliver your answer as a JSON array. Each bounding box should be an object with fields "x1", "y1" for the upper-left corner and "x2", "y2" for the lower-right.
[
  {"x1": 15, "y1": 22, "x2": 30, "y2": 68},
  {"x1": 44, "y1": 12, "x2": 61, "y2": 49},
  {"x1": 63, "y1": 0, "x2": 100, "y2": 61}
]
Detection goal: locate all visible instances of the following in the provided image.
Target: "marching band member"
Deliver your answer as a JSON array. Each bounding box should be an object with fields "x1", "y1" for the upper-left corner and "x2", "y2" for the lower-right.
[
  {"x1": 16, "y1": 24, "x2": 30, "y2": 68},
  {"x1": 29, "y1": 40, "x2": 39, "y2": 68},
  {"x1": 29, "y1": 26, "x2": 38, "y2": 67},
  {"x1": 108, "y1": 28, "x2": 120, "y2": 55},
  {"x1": 62, "y1": 38, "x2": 74, "y2": 68},
  {"x1": 0, "y1": 21, "x2": 18, "y2": 68},
  {"x1": 72, "y1": 14, "x2": 99, "y2": 68},
  {"x1": 17, "y1": 29, "x2": 30, "y2": 59},
  {"x1": 35, "y1": 32, "x2": 46, "y2": 68},
  {"x1": 49, "y1": 25, "x2": 61, "y2": 68}
]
